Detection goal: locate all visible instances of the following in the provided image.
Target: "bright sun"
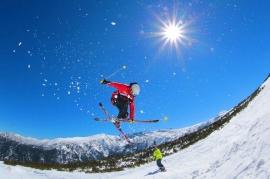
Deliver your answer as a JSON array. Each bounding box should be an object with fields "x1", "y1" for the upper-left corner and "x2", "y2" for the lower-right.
[
  {"x1": 157, "y1": 18, "x2": 190, "y2": 51},
  {"x1": 163, "y1": 23, "x2": 183, "y2": 43}
]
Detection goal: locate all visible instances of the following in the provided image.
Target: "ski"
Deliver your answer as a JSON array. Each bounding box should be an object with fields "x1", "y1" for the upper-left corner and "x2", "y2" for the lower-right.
[
  {"x1": 119, "y1": 119, "x2": 159, "y2": 123},
  {"x1": 115, "y1": 126, "x2": 132, "y2": 144},
  {"x1": 96, "y1": 103, "x2": 132, "y2": 144},
  {"x1": 95, "y1": 117, "x2": 159, "y2": 123},
  {"x1": 94, "y1": 117, "x2": 112, "y2": 122},
  {"x1": 98, "y1": 102, "x2": 111, "y2": 120}
]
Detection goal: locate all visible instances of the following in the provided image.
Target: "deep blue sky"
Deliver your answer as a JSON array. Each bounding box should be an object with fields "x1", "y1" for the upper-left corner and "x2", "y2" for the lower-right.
[{"x1": 0, "y1": 0, "x2": 269, "y2": 139}]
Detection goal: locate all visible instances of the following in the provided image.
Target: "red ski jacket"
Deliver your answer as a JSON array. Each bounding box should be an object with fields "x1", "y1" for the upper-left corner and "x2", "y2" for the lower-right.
[{"x1": 107, "y1": 82, "x2": 135, "y2": 119}]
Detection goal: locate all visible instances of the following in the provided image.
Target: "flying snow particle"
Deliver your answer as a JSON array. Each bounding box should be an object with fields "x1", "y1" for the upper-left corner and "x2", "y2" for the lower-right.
[
  {"x1": 54, "y1": 82, "x2": 58, "y2": 86},
  {"x1": 173, "y1": 72, "x2": 177, "y2": 76},
  {"x1": 122, "y1": 65, "x2": 127, "y2": 69},
  {"x1": 41, "y1": 93, "x2": 44, "y2": 97},
  {"x1": 67, "y1": 91, "x2": 71, "y2": 95},
  {"x1": 145, "y1": 80, "x2": 149, "y2": 83},
  {"x1": 13, "y1": 49, "x2": 16, "y2": 53},
  {"x1": 77, "y1": 86, "x2": 80, "y2": 93},
  {"x1": 18, "y1": 42, "x2": 22, "y2": 46},
  {"x1": 27, "y1": 64, "x2": 31, "y2": 69},
  {"x1": 140, "y1": 110, "x2": 144, "y2": 114},
  {"x1": 111, "y1": 21, "x2": 116, "y2": 26},
  {"x1": 27, "y1": 50, "x2": 33, "y2": 56},
  {"x1": 163, "y1": 116, "x2": 169, "y2": 121}
]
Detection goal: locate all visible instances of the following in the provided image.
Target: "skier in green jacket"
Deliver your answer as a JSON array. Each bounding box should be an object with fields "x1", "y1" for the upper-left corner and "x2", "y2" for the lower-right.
[{"x1": 153, "y1": 143, "x2": 166, "y2": 172}]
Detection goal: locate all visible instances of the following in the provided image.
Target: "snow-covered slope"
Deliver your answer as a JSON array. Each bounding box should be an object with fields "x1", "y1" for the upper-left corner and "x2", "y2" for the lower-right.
[{"x1": 1, "y1": 75, "x2": 270, "y2": 178}]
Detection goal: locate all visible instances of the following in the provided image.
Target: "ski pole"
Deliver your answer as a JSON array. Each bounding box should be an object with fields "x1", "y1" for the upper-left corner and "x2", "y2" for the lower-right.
[{"x1": 105, "y1": 65, "x2": 127, "y2": 79}]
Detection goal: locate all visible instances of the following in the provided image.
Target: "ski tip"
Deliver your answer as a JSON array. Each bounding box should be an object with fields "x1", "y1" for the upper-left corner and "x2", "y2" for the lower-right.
[{"x1": 94, "y1": 117, "x2": 99, "y2": 121}]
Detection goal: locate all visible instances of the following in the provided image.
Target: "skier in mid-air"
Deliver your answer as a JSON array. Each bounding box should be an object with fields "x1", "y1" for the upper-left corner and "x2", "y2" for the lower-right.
[{"x1": 100, "y1": 79, "x2": 140, "y2": 126}]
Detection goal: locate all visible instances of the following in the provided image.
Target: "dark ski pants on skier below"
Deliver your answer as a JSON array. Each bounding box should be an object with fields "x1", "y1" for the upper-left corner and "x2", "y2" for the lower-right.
[{"x1": 156, "y1": 159, "x2": 165, "y2": 171}]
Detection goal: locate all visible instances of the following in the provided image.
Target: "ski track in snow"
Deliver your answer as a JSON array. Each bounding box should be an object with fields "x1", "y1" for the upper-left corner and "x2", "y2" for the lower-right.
[{"x1": 1, "y1": 78, "x2": 270, "y2": 179}]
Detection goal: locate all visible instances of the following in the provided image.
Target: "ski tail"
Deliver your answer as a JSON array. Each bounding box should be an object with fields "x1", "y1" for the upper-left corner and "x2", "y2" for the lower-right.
[{"x1": 98, "y1": 102, "x2": 111, "y2": 119}]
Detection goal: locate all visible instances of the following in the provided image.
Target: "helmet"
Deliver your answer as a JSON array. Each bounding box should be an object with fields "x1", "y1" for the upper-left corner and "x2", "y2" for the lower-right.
[{"x1": 130, "y1": 83, "x2": 140, "y2": 96}]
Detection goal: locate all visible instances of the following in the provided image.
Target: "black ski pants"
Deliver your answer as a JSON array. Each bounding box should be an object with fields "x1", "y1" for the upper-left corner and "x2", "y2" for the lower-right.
[
  {"x1": 113, "y1": 95, "x2": 129, "y2": 119},
  {"x1": 156, "y1": 159, "x2": 165, "y2": 170}
]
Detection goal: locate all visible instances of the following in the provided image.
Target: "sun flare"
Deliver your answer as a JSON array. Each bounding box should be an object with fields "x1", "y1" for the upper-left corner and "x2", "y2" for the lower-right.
[
  {"x1": 163, "y1": 22, "x2": 184, "y2": 43},
  {"x1": 156, "y1": 17, "x2": 191, "y2": 51}
]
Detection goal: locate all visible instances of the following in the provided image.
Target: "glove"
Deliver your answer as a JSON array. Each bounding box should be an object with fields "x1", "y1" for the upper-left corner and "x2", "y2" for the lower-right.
[{"x1": 100, "y1": 79, "x2": 110, "y2": 84}]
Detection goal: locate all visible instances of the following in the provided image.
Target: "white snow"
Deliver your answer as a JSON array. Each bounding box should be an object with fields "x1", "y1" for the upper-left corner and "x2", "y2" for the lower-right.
[{"x1": 1, "y1": 78, "x2": 270, "y2": 178}]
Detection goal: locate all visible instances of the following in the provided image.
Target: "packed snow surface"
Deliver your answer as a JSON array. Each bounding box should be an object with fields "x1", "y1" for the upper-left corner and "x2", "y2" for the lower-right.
[{"x1": 1, "y1": 78, "x2": 270, "y2": 179}]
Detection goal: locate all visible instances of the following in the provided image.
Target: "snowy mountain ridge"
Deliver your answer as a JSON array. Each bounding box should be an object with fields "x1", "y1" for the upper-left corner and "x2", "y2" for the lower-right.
[
  {"x1": 0, "y1": 107, "x2": 225, "y2": 148},
  {"x1": 0, "y1": 115, "x2": 220, "y2": 163},
  {"x1": 0, "y1": 116, "x2": 219, "y2": 146}
]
